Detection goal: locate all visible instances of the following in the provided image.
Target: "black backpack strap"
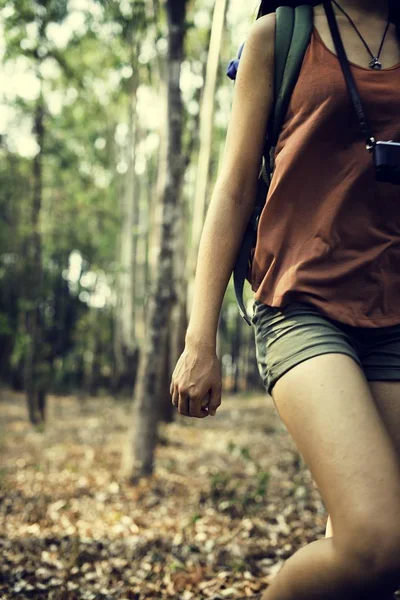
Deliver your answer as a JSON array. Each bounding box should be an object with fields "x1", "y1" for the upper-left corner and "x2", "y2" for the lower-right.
[
  {"x1": 269, "y1": 4, "x2": 314, "y2": 160},
  {"x1": 233, "y1": 4, "x2": 313, "y2": 326}
]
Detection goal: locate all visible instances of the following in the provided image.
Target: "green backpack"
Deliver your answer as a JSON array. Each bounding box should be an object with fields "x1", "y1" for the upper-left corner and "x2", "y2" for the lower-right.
[{"x1": 227, "y1": 4, "x2": 314, "y2": 325}]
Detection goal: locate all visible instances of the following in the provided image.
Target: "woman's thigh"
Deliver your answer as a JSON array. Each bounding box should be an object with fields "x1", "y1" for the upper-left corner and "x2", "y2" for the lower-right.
[
  {"x1": 271, "y1": 352, "x2": 400, "y2": 551},
  {"x1": 353, "y1": 322, "x2": 400, "y2": 458},
  {"x1": 369, "y1": 381, "x2": 400, "y2": 458}
]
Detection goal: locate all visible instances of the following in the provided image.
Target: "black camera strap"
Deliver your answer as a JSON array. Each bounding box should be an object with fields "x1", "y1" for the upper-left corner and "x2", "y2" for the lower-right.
[{"x1": 323, "y1": 0, "x2": 376, "y2": 152}]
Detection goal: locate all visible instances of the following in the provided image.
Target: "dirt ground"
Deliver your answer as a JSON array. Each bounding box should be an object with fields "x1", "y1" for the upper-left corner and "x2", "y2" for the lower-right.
[{"x1": 0, "y1": 388, "x2": 329, "y2": 599}]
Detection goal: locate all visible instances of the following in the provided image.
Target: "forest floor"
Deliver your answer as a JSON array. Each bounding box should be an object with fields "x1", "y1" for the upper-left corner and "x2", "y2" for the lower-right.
[{"x1": 0, "y1": 387, "x2": 329, "y2": 600}]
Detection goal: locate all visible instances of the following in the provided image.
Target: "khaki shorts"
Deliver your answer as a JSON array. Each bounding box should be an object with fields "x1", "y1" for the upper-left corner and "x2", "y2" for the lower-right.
[{"x1": 251, "y1": 299, "x2": 400, "y2": 396}]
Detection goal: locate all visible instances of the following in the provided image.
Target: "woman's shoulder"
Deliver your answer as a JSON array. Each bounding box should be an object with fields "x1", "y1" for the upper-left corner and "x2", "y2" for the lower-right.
[{"x1": 245, "y1": 12, "x2": 276, "y2": 62}]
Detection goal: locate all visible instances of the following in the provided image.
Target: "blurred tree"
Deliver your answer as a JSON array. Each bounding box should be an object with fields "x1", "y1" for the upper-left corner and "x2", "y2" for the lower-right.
[
  {"x1": 112, "y1": 2, "x2": 144, "y2": 396},
  {"x1": 3, "y1": 0, "x2": 70, "y2": 424},
  {"x1": 186, "y1": 0, "x2": 230, "y2": 312},
  {"x1": 131, "y1": 0, "x2": 190, "y2": 480},
  {"x1": 0, "y1": 0, "x2": 262, "y2": 427},
  {"x1": 1, "y1": 0, "x2": 121, "y2": 409}
]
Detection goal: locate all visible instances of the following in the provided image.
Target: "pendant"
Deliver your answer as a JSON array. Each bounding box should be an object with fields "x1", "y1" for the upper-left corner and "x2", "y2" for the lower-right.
[{"x1": 369, "y1": 57, "x2": 382, "y2": 70}]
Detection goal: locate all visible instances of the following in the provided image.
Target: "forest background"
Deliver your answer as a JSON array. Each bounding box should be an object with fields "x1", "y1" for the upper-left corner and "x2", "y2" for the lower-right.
[
  {"x1": 0, "y1": 0, "x2": 262, "y2": 438},
  {"x1": 0, "y1": 1, "x2": 328, "y2": 599}
]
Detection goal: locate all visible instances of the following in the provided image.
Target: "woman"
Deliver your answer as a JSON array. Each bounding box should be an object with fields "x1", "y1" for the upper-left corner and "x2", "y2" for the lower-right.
[{"x1": 170, "y1": 1, "x2": 400, "y2": 598}]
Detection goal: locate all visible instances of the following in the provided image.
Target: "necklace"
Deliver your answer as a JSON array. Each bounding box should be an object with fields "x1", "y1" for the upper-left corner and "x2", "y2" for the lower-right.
[{"x1": 330, "y1": 0, "x2": 391, "y2": 70}]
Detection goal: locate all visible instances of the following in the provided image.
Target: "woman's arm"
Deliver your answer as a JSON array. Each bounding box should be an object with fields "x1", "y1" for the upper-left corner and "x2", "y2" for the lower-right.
[
  {"x1": 185, "y1": 12, "x2": 276, "y2": 349},
  {"x1": 170, "y1": 13, "x2": 277, "y2": 419}
]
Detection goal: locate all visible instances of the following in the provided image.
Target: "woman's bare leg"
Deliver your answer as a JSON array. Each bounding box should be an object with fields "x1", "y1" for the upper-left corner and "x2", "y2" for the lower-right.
[{"x1": 259, "y1": 353, "x2": 400, "y2": 600}]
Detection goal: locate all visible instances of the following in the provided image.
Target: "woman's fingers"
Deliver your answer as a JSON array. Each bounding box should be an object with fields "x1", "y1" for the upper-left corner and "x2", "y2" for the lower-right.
[
  {"x1": 178, "y1": 389, "x2": 190, "y2": 416},
  {"x1": 171, "y1": 384, "x2": 179, "y2": 407},
  {"x1": 208, "y1": 385, "x2": 221, "y2": 416},
  {"x1": 170, "y1": 346, "x2": 222, "y2": 418},
  {"x1": 174, "y1": 389, "x2": 210, "y2": 418},
  {"x1": 171, "y1": 383, "x2": 216, "y2": 418}
]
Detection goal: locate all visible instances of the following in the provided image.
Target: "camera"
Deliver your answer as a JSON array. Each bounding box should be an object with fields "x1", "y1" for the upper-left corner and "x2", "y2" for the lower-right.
[{"x1": 372, "y1": 140, "x2": 400, "y2": 185}]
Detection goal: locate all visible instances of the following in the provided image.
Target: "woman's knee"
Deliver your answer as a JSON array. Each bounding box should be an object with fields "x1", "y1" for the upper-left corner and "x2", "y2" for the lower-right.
[
  {"x1": 336, "y1": 517, "x2": 400, "y2": 588},
  {"x1": 271, "y1": 353, "x2": 400, "y2": 588}
]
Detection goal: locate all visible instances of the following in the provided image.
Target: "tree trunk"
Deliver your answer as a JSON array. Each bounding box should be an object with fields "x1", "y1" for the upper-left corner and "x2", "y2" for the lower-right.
[
  {"x1": 160, "y1": 285, "x2": 187, "y2": 424},
  {"x1": 160, "y1": 125, "x2": 189, "y2": 424},
  {"x1": 186, "y1": 0, "x2": 229, "y2": 316},
  {"x1": 130, "y1": 0, "x2": 188, "y2": 481},
  {"x1": 158, "y1": 323, "x2": 174, "y2": 424},
  {"x1": 113, "y1": 39, "x2": 140, "y2": 397},
  {"x1": 148, "y1": 64, "x2": 168, "y2": 282},
  {"x1": 244, "y1": 324, "x2": 255, "y2": 391},
  {"x1": 89, "y1": 327, "x2": 102, "y2": 397},
  {"x1": 24, "y1": 93, "x2": 47, "y2": 425},
  {"x1": 232, "y1": 310, "x2": 242, "y2": 394}
]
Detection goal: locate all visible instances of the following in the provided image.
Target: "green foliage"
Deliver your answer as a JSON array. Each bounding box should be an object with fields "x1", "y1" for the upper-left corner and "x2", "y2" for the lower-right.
[
  {"x1": 0, "y1": 312, "x2": 13, "y2": 336},
  {"x1": 10, "y1": 330, "x2": 30, "y2": 369},
  {"x1": 190, "y1": 513, "x2": 202, "y2": 524},
  {"x1": 0, "y1": 0, "x2": 249, "y2": 397}
]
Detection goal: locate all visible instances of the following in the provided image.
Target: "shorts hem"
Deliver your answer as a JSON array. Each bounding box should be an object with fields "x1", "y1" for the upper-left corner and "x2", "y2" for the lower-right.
[
  {"x1": 365, "y1": 371, "x2": 400, "y2": 382},
  {"x1": 266, "y1": 349, "x2": 363, "y2": 396}
]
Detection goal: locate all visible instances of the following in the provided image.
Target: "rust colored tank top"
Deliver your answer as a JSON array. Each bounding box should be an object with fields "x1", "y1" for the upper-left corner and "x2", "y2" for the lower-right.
[{"x1": 251, "y1": 24, "x2": 400, "y2": 327}]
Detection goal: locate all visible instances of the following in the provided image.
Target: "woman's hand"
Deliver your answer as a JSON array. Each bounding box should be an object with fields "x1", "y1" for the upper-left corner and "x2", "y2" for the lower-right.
[{"x1": 170, "y1": 341, "x2": 222, "y2": 418}]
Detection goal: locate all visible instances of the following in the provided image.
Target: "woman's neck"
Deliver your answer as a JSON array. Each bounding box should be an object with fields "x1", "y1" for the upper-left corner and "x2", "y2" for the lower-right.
[{"x1": 329, "y1": 0, "x2": 389, "y2": 21}]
